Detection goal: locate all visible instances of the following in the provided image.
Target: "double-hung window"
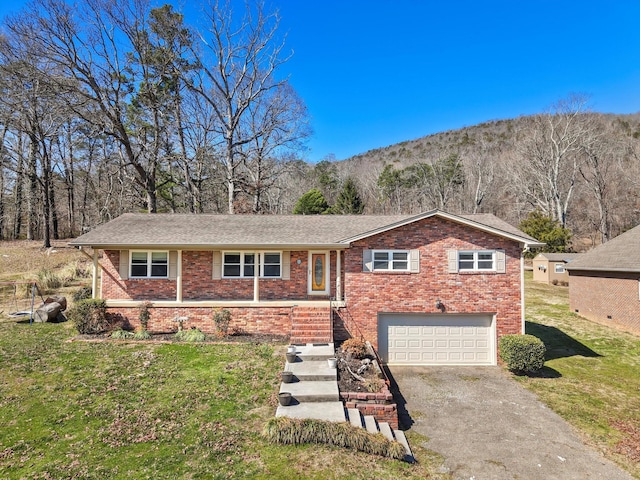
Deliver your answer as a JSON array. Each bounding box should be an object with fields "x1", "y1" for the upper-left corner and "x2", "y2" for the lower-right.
[
  {"x1": 554, "y1": 264, "x2": 565, "y2": 274},
  {"x1": 372, "y1": 250, "x2": 410, "y2": 272},
  {"x1": 223, "y1": 252, "x2": 281, "y2": 278},
  {"x1": 130, "y1": 251, "x2": 168, "y2": 278},
  {"x1": 458, "y1": 250, "x2": 495, "y2": 272}
]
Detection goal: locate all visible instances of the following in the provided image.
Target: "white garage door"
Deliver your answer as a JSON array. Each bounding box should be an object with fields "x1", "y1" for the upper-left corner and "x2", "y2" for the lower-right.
[{"x1": 378, "y1": 314, "x2": 495, "y2": 365}]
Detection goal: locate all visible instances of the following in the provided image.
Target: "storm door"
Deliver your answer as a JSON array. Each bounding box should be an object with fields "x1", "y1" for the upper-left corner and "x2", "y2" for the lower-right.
[{"x1": 308, "y1": 252, "x2": 329, "y2": 295}]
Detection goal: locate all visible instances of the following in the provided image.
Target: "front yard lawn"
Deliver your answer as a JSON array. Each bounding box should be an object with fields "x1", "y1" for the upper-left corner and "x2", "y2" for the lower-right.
[
  {"x1": 522, "y1": 272, "x2": 640, "y2": 478},
  {"x1": 0, "y1": 320, "x2": 441, "y2": 479}
]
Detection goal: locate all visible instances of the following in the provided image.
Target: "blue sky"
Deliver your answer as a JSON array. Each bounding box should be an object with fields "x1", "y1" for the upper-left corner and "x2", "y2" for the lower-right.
[{"x1": 2, "y1": 1, "x2": 639, "y2": 162}]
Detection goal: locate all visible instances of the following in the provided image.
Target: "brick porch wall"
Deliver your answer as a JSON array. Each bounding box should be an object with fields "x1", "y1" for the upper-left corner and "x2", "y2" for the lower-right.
[
  {"x1": 569, "y1": 270, "x2": 640, "y2": 336},
  {"x1": 342, "y1": 216, "x2": 523, "y2": 350},
  {"x1": 107, "y1": 305, "x2": 293, "y2": 336}
]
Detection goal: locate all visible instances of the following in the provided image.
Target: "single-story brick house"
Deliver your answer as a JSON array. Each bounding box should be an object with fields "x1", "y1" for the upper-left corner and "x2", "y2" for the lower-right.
[
  {"x1": 567, "y1": 225, "x2": 640, "y2": 336},
  {"x1": 69, "y1": 210, "x2": 543, "y2": 365},
  {"x1": 532, "y1": 252, "x2": 581, "y2": 285}
]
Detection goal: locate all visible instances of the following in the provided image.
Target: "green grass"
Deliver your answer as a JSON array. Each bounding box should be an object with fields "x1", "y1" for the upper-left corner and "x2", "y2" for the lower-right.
[
  {"x1": 521, "y1": 271, "x2": 640, "y2": 477},
  {"x1": 0, "y1": 320, "x2": 444, "y2": 479}
]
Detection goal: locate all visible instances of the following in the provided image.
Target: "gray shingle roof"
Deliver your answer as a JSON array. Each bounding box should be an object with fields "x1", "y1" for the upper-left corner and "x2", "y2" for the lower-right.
[
  {"x1": 535, "y1": 253, "x2": 581, "y2": 262},
  {"x1": 566, "y1": 225, "x2": 640, "y2": 273},
  {"x1": 69, "y1": 210, "x2": 542, "y2": 249}
]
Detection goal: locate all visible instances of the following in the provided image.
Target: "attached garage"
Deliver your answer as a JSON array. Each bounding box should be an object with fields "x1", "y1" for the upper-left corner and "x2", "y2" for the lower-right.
[{"x1": 378, "y1": 313, "x2": 496, "y2": 366}]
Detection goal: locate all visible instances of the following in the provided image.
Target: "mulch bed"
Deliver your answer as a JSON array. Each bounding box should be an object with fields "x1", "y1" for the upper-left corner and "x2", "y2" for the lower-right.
[
  {"x1": 335, "y1": 348, "x2": 385, "y2": 393},
  {"x1": 71, "y1": 332, "x2": 289, "y2": 344}
]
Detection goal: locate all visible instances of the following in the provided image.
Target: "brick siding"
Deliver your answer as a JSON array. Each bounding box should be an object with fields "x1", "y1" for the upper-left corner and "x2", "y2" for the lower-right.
[
  {"x1": 342, "y1": 216, "x2": 523, "y2": 350},
  {"x1": 569, "y1": 270, "x2": 640, "y2": 336},
  {"x1": 99, "y1": 216, "x2": 524, "y2": 353}
]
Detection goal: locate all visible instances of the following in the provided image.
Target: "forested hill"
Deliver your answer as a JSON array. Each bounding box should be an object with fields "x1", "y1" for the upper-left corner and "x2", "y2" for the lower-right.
[
  {"x1": 326, "y1": 110, "x2": 640, "y2": 248},
  {"x1": 1, "y1": 0, "x2": 637, "y2": 251}
]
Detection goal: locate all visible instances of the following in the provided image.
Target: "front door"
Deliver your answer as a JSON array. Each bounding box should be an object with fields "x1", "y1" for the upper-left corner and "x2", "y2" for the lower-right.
[{"x1": 309, "y1": 251, "x2": 329, "y2": 295}]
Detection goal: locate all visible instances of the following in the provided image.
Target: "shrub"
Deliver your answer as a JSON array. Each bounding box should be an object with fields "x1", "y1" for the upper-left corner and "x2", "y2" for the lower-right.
[
  {"x1": 499, "y1": 334, "x2": 546, "y2": 373},
  {"x1": 212, "y1": 308, "x2": 231, "y2": 336},
  {"x1": 133, "y1": 329, "x2": 152, "y2": 340},
  {"x1": 175, "y1": 327, "x2": 206, "y2": 342},
  {"x1": 552, "y1": 279, "x2": 559, "y2": 285},
  {"x1": 72, "y1": 286, "x2": 92, "y2": 302},
  {"x1": 341, "y1": 338, "x2": 368, "y2": 359},
  {"x1": 363, "y1": 377, "x2": 386, "y2": 393},
  {"x1": 263, "y1": 417, "x2": 406, "y2": 460},
  {"x1": 138, "y1": 301, "x2": 152, "y2": 330},
  {"x1": 67, "y1": 299, "x2": 109, "y2": 334},
  {"x1": 111, "y1": 328, "x2": 134, "y2": 339}
]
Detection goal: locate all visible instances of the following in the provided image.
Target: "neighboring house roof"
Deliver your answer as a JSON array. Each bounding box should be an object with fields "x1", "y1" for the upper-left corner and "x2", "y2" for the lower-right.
[
  {"x1": 566, "y1": 224, "x2": 640, "y2": 273},
  {"x1": 534, "y1": 253, "x2": 581, "y2": 262},
  {"x1": 69, "y1": 210, "x2": 543, "y2": 250}
]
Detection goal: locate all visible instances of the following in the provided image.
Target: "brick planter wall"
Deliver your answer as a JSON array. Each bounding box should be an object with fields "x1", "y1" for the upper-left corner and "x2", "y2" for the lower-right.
[{"x1": 341, "y1": 387, "x2": 398, "y2": 429}]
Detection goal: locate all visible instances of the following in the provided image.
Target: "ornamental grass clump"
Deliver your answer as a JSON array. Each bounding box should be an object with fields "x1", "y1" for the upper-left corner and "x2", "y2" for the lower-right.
[
  {"x1": 499, "y1": 334, "x2": 546, "y2": 374},
  {"x1": 175, "y1": 327, "x2": 206, "y2": 342},
  {"x1": 262, "y1": 417, "x2": 406, "y2": 460},
  {"x1": 110, "y1": 328, "x2": 134, "y2": 339}
]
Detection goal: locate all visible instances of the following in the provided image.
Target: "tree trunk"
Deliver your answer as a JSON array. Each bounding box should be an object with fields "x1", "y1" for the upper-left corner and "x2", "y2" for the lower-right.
[{"x1": 27, "y1": 134, "x2": 38, "y2": 240}]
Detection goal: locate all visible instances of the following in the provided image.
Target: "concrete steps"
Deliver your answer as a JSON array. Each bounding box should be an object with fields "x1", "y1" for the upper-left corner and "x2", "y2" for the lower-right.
[
  {"x1": 346, "y1": 408, "x2": 415, "y2": 463},
  {"x1": 275, "y1": 343, "x2": 345, "y2": 422},
  {"x1": 275, "y1": 343, "x2": 412, "y2": 463}
]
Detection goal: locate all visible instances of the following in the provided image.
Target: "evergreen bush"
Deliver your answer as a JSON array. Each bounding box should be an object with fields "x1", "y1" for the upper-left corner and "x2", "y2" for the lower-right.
[
  {"x1": 67, "y1": 299, "x2": 109, "y2": 334},
  {"x1": 499, "y1": 334, "x2": 546, "y2": 373}
]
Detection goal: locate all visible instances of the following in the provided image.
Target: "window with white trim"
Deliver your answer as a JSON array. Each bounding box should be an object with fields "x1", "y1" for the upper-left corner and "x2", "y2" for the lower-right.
[
  {"x1": 372, "y1": 250, "x2": 410, "y2": 271},
  {"x1": 130, "y1": 251, "x2": 168, "y2": 278},
  {"x1": 223, "y1": 252, "x2": 281, "y2": 278},
  {"x1": 458, "y1": 250, "x2": 495, "y2": 271},
  {"x1": 554, "y1": 264, "x2": 565, "y2": 274}
]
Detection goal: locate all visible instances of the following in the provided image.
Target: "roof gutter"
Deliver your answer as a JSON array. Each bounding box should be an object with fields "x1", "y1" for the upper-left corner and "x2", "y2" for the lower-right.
[
  {"x1": 69, "y1": 242, "x2": 350, "y2": 250},
  {"x1": 565, "y1": 266, "x2": 640, "y2": 273}
]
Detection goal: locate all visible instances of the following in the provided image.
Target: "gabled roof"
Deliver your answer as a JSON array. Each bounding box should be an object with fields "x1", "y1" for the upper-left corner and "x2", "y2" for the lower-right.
[
  {"x1": 534, "y1": 253, "x2": 581, "y2": 262},
  {"x1": 69, "y1": 210, "x2": 543, "y2": 250},
  {"x1": 566, "y1": 224, "x2": 640, "y2": 273}
]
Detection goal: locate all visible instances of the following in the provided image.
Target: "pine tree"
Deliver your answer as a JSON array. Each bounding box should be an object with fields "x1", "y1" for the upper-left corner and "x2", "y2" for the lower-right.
[{"x1": 332, "y1": 177, "x2": 365, "y2": 214}]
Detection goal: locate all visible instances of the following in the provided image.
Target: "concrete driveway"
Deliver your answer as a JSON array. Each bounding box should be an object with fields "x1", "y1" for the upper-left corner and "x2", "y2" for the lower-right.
[{"x1": 388, "y1": 366, "x2": 633, "y2": 480}]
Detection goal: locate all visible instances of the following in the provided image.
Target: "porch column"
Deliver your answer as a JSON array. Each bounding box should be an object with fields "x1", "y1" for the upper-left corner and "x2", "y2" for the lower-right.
[
  {"x1": 254, "y1": 253, "x2": 260, "y2": 302},
  {"x1": 92, "y1": 248, "x2": 99, "y2": 299},
  {"x1": 176, "y1": 250, "x2": 183, "y2": 302},
  {"x1": 336, "y1": 250, "x2": 342, "y2": 302}
]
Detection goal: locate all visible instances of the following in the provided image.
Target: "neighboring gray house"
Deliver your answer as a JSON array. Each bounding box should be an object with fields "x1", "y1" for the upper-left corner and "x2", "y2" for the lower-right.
[
  {"x1": 567, "y1": 225, "x2": 640, "y2": 336},
  {"x1": 532, "y1": 253, "x2": 581, "y2": 285}
]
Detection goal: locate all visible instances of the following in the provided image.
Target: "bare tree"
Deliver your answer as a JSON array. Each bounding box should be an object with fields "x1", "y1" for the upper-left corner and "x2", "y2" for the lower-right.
[
  {"x1": 185, "y1": 0, "x2": 296, "y2": 213},
  {"x1": 515, "y1": 94, "x2": 596, "y2": 228}
]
